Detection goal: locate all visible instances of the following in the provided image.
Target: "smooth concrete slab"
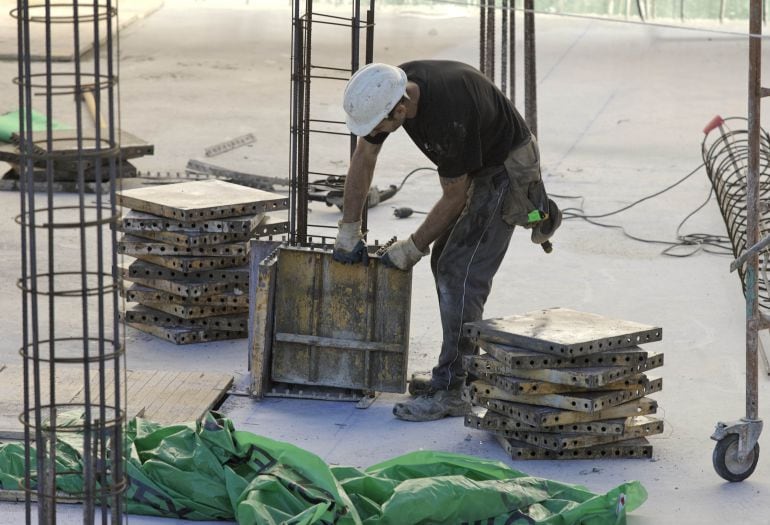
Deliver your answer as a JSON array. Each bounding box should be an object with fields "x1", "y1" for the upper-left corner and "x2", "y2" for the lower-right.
[{"x1": 0, "y1": 1, "x2": 770, "y2": 524}]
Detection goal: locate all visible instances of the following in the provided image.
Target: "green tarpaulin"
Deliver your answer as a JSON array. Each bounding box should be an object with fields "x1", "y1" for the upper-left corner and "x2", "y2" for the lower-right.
[
  {"x1": 0, "y1": 412, "x2": 647, "y2": 524},
  {"x1": 0, "y1": 110, "x2": 67, "y2": 142}
]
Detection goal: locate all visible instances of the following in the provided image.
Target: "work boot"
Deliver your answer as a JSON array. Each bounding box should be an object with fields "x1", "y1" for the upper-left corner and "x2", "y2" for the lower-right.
[
  {"x1": 407, "y1": 370, "x2": 433, "y2": 396},
  {"x1": 393, "y1": 388, "x2": 471, "y2": 422}
]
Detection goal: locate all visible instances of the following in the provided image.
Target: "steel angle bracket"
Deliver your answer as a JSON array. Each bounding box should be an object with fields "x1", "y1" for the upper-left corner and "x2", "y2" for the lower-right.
[
  {"x1": 496, "y1": 434, "x2": 653, "y2": 461},
  {"x1": 464, "y1": 307, "x2": 662, "y2": 357}
]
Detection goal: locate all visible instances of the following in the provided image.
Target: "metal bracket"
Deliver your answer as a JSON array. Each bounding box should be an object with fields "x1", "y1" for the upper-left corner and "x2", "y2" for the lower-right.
[{"x1": 711, "y1": 418, "x2": 764, "y2": 461}]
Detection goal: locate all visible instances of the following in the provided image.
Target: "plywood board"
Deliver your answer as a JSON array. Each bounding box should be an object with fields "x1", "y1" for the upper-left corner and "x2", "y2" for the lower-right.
[
  {"x1": 464, "y1": 307, "x2": 662, "y2": 357},
  {"x1": 117, "y1": 179, "x2": 288, "y2": 221},
  {"x1": 0, "y1": 364, "x2": 232, "y2": 438}
]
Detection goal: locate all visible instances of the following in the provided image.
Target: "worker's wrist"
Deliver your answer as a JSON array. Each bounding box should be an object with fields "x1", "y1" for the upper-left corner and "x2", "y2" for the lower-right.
[{"x1": 409, "y1": 234, "x2": 430, "y2": 255}]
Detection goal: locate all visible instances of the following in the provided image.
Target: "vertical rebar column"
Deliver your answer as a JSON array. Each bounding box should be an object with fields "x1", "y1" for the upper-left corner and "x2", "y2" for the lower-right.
[
  {"x1": 746, "y1": 0, "x2": 762, "y2": 421},
  {"x1": 479, "y1": 0, "x2": 486, "y2": 75},
  {"x1": 486, "y1": 0, "x2": 495, "y2": 82},
  {"x1": 524, "y1": 0, "x2": 538, "y2": 137},
  {"x1": 501, "y1": 0, "x2": 508, "y2": 95},
  {"x1": 15, "y1": 1, "x2": 126, "y2": 522},
  {"x1": 510, "y1": 0, "x2": 516, "y2": 103}
]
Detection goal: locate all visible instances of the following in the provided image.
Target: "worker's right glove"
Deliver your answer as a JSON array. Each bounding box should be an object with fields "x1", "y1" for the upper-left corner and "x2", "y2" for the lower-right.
[
  {"x1": 333, "y1": 220, "x2": 368, "y2": 264},
  {"x1": 380, "y1": 235, "x2": 429, "y2": 271}
]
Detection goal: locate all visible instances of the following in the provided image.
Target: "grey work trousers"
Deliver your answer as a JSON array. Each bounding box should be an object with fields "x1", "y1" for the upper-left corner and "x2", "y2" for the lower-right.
[{"x1": 430, "y1": 168, "x2": 515, "y2": 390}]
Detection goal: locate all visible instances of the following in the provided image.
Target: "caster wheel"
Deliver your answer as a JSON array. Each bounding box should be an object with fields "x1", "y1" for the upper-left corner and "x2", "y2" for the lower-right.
[{"x1": 713, "y1": 434, "x2": 760, "y2": 482}]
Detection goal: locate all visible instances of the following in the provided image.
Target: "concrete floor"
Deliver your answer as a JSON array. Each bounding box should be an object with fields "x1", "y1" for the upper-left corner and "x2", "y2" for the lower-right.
[{"x1": 1, "y1": 0, "x2": 770, "y2": 523}]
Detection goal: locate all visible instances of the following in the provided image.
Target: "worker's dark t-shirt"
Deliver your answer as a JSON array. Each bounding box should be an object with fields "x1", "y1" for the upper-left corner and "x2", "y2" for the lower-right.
[{"x1": 364, "y1": 60, "x2": 529, "y2": 178}]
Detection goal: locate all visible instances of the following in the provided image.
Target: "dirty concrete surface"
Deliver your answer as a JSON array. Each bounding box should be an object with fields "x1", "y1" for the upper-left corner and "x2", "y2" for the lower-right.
[{"x1": 0, "y1": 0, "x2": 769, "y2": 523}]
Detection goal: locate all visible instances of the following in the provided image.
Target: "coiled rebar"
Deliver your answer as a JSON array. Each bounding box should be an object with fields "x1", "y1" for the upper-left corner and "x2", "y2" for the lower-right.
[{"x1": 702, "y1": 116, "x2": 770, "y2": 314}]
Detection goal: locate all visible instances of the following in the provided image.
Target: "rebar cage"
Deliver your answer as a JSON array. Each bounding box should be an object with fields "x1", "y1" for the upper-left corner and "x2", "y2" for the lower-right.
[{"x1": 14, "y1": 1, "x2": 126, "y2": 522}]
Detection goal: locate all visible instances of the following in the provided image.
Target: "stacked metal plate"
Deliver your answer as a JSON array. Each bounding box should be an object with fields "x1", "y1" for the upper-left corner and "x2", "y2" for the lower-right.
[
  {"x1": 116, "y1": 179, "x2": 289, "y2": 344},
  {"x1": 462, "y1": 307, "x2": 664, "y2": 460}
]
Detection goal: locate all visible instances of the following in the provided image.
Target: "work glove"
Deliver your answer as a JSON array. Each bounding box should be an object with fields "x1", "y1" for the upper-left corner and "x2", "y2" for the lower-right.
[
  {"x1": 333, "y1": 220, "x2": 368, "y2": 264},
  {"x1": 530, "y1": 198, "x2": 562, "y2": 245},
  {"x1": 380, "y1": 235, "x2": 429, "y2": 271}
]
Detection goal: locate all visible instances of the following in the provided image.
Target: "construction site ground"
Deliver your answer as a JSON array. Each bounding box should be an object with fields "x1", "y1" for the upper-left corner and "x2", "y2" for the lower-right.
[{"x1": 0, "y1": 0, "x2": 769, "y2": 523}]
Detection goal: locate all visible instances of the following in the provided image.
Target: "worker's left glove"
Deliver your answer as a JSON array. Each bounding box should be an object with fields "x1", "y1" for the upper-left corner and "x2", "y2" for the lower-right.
[{"x1": 380, "y1": 235, "x2": 429, "y2": 271}]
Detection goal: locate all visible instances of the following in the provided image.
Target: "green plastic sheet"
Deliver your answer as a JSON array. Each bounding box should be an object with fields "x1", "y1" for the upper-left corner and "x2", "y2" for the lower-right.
[
  {"x1": 0, "y1": 110, "x2": 67, "y2": 142},
  {"x1": 0, "y1": 412, "x2": 647, "y2": 524}
]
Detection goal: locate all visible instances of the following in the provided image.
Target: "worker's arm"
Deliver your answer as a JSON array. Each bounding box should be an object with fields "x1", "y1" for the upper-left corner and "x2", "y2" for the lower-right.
[
  {"x1": 333, "y1": 138, "x2": 382, "y2": 264},
  {"x1": 382, "y1": 174, "x2": 470, "y2": 270},
  {"x1": 412, "y1": 174, "x2": 470, "y2": 251},
  {"x1": 342, "y1": 138, "x2": 382, "y2": 223}
]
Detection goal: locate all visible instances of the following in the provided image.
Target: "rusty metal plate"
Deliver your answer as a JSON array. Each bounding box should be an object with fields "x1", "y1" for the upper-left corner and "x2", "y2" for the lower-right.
[
  {"x1": 122, "y1": 305, "x2": 247, "y2": 332},
  {"x1": 249, "y1": 242, "x2": 282, "y2": 397},
  {"x1": 464, "y1": 308, "x2": 662, "y2": 357},
  {"x1": 477, "y1": 339, "x2": 657, "y2": 370},
  {"x1": 467, "y1": 377, "x2": 662, "y2": 413},
  {"x1": 120, "y1": 260, "x2": 249, "y2": 296},
  {"x1": 464, "y1": 354, "x2": 663, "y2": 389},
  {"x1": 469, "y1": 394, "x2": 658, "y2": 428},
  {"x1": 121, "y1": 209, "x2": 265, "y2": 234},
  {"x1": 466, "y1": 409, "x2": 663, "y2": 450},
  {"x1": 466, "y1": 407, "x2": 654, "y2": 435},
  {"x1": 122, "y1": 283, "x2": 248, "y2": 307},
  {"x1": 495, "y1": 435, "x2": 653, "y2": 460},
  {"x1": 125, "y1": 321, "x2": 246, "y2": 345},
  {"x1": 269, "y1": 245, "x2": 411, "y2": 393},
  {"x1": 132, "y1": 253, "x2": 249, "y2": 272},
  {"x1": 119, "y1": 234, "x2": 250, "y2": 258},
  {"x1": 117, "y1": 180, "x2": 289, "y2": 221},
  {"x1": 131, "y1": 301, "x2": 247, "y2": 320}
]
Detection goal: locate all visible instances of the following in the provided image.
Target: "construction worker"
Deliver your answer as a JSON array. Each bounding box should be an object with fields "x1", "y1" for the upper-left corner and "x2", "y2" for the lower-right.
[{"x1": 333, "y1": 60, "x2": 560, "y2": 422}]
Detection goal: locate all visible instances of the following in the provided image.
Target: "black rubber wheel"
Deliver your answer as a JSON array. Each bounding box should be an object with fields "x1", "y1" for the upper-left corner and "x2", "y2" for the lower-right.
[{"x1": 713, "y1": 434, "x2": 760, "y2": 482}]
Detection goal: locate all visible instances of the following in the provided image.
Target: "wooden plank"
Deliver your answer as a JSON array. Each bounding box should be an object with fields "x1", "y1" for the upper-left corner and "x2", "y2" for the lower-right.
[
  {"x1": 116, "y1": 180, "x2": 288, "y2": 221},
  {"x1": 464, "y1": 307, "x2": 662, "y2": 356},
  {"x1": 0, "y1": 366, "x2": 233, "y2": 437}
]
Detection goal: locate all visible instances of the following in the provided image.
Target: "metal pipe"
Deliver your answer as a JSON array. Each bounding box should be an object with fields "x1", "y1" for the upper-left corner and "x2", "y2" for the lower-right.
[
  {"x1": 501, "y1": 0, "x2": 508, "y2": 95},
  {"x1": 480, "y1": 0, "x2": 486, "y2": 75}
]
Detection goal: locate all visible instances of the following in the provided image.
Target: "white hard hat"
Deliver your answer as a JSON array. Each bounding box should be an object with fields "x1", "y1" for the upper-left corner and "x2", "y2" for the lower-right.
[{"x1": 343, "y1": 63, "x2": 407, "y2": 137}]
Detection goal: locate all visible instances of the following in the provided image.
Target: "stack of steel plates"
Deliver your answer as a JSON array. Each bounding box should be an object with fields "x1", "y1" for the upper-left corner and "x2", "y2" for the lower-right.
[
  {"x1": 116, "y1": 179, "x2": 288, "y2": 344},
  {"x1": 462, "y1": 307, "x2": 664, "y2": 460}
]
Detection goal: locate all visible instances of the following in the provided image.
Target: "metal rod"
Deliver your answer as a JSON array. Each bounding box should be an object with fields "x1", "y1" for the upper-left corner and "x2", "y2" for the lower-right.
[
  {"x1": 480, "y1": 0, "x2": 486, "y2": 75},
  {"x1": 510, "y1": 0, "x2": 516, "y2": 103},
  {"x1": 501, "y1": 0, "x2": 508, "y2": 94},
  {"x1": 747, "y1": 0, "x2": 762, "y2": 421},
  {"x1": 524, "y1": 0, "x2": 538, "y2": 137}
]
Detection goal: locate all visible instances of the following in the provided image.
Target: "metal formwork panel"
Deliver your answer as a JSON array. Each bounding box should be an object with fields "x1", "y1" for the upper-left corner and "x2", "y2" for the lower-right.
[
  {"x1": 125, "y1": 321, "x2": 246, "y2": 345},
  {"x1": 464, "y1": 307, "x2": 662, "y2": 357},
  {"x1": 496, "y1": 435, "x2": 653, "y2": 461},
  {"x1": 466, "y1": 407, "x2": 657, "y2": 435},
  {"x1": 131, "y1": 301, "x2": 247, "y2": 320},
  {"x1": 117, "y1": 180, "x2": 289, "y2": 221},
  {"x1": 477, "y1": 339, "x2": 661, "y2": 370},
  {"x1": 121, "y1": 260, "x2": 249, "y2": 297},
  {"x1": 269, "y1": 246, "x2": 411, "y2": 393},
  {"x1": 122, "y1": 305, "x2": 247, "y2": 332},
  {"x1": 471, "y1": 395, "x2": 658, "y2": 428},
  {"x1": 466, "y1": 410, "x2": 663, "y2": 451},
  {"x1": 118, "y1": 235, "x2": 249, "y2": 258},
  {"x1": 467, "y1": 378, "x2": 662, "y2": 413},
  {"x1": 132, "y1": 253, "x2": 249, "y2": 272},
  {"x1": 121, "y1": 209, "x2": 265, "y2": 234},
  {"x1": 121, "y1": 216, "x2": 289, "y2": 248},
  {"x1": 464, "y1": 354, "x2": 663, "y2": 389},
  {"x1": 122, "y1": 283, "x2": 248, "y2": 307}
]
